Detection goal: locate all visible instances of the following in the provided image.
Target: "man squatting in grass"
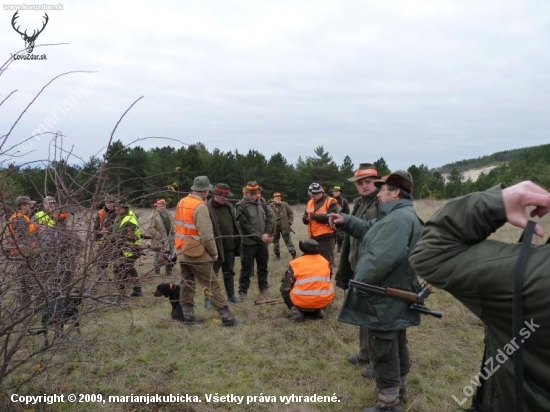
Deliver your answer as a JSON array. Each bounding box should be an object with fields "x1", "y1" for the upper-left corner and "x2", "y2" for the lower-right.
[
  {"x1": 335, "y1": 163, "x2": 381, "y2": 379},
  {"x1": 174, "y1": 176, "x2": 238, "y2": 326},
  {"x1": 279, "y1": 239, "x2": 335, "y2": 321},
  {"x1": 410, "y1": 181, "x2": 550, "y2": 411},
  {"x1": 329, "y1": 170, "x2": 423, "y2": 412}
]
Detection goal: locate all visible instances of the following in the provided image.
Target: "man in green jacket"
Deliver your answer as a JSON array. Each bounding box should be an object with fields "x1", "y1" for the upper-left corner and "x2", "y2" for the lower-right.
[
  {"x1": 235, "y1": 181, "x2": 275, "y2": 302},
  {"x1": 336, "y1": 163, "x2": 381, "y2": 379},
  {"x1": 410, "y1": 181, "x2": 550, "y2": 412},
  {"x1": 269, "y1": 192, "x2": 296, "y2": 261},
  {"x1": 207, "y1": 183, "x2": 241, "y2": 303},
  {"x1": 330, "y1": 170, "x2": 423, "y2": 412}
]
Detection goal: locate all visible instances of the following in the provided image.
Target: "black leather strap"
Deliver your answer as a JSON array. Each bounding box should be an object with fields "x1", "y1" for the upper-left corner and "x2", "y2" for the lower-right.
[
  {"x1": 512, "y1": 220, "x2": 535, "y2": 412},
  {"x1": 471, "y1": 221, "x2": 535, "y2": 412}
]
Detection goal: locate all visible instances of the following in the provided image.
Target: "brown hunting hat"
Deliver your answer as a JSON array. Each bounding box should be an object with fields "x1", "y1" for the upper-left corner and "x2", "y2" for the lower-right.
[
  {"x1": 212, "y1": 183, "x2": 233, "y2": 197},
  {"x1": 16, "y1": 196, "x2": 36, "y2": 206},
  {"x1": 272, "y1": 192, "x2": 282, "y2": 198},
  {"x1": 347, "y1": 163, "x2": 381, "y2": 182},
  {"x1": 244, "y1": 181, "x2": 260, "y2": 194},
  {"x1": 374, "y1": 170, "x2": 414, "y2": 193}
]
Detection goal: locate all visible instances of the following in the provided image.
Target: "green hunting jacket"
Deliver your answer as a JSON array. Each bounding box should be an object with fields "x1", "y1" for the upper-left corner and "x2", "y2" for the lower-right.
[
  {"x1": 235, "y1": 197, "x2": 274, "y2": 246},
  {"x1": 335, "y1": 191, "x2": 379, "y2": 289},
  {"x1": 338, "y1": 198, "x2": 422, "y2": 331},
  {"x1": 269, "y1": 201, "x2": 294, "y2": 236},
  {"x1": 410, "y1": 185, "x2": 550, "y2": 412}
]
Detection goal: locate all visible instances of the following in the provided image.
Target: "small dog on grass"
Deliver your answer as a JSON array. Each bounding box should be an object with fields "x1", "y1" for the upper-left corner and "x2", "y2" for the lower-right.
[{"x1": 153, "y1": 283, "x2": 184, "y2": 322}]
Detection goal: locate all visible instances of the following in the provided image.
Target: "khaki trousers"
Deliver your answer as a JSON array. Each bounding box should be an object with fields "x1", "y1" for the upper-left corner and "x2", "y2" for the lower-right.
[{"x1": 179, "y1": 261, "x2": 228, "y2": 310}]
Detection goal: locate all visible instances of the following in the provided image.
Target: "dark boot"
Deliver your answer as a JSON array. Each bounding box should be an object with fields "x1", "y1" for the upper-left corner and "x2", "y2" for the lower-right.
[
  {"x1": 224, "y1": 276, "x2": 236, "y2": 302},
  {"x1": 289, "y1": 306, "x2": 305, "y2": 322},
  {"x1": 315, "y1": 309, "x2": 325, "y2": 319},
  {"x1": 362, "y1": 387, "x2": 401, "y2": 412},
  {"x1": 362, "y1": 403, "x2": 401, "y2": 412},
  {"x1": 129, "y1": 286, "x2": 142, "y2": 297},
  {"x1": 165, "y1": 264, "x2": 173, "y2": 277},
  {"x1": 347, "y1": 353, "x2": 370, "y2": 365},
  {"x1": 217, "y1": 306, "x2": 238, "y2": 327},
  {"x1": 361, "y1": 363, "x2": 376, "y2": 379},
  {"x1": 275, "y1": 253, "x2": 281, "y2": 261},
  {"x1": 181, "y1": 304, "x2": 203, "y2": 324},
  {"x1": 290, "y1": 251, "x2": 296, "y2": 260}
]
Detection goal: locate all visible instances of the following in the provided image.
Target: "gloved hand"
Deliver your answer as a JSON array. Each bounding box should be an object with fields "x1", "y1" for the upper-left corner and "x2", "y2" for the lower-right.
[{"x1": 302, "y1": 213, "x2": 310, "y2": 224}]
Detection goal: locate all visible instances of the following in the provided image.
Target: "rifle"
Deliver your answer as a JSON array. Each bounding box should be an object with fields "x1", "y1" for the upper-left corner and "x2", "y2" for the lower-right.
[
  {"x1": 348, "y1": 280, "x2": 442, "y2": 318},
  {"x1": 254, "y1": 297, "x2": 285, "y2": 306}
]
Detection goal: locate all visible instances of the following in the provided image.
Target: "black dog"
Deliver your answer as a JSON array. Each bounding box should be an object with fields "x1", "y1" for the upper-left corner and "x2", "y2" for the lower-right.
[
  {"x1": 153, "y1": 283, "x2": 184, "y2": 322},
  {"x1": 39, "y1": 289, "x2": 82, "y2": 347}
]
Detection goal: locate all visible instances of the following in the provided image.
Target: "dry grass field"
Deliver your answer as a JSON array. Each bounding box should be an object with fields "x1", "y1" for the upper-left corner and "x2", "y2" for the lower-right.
[{"x1": 5, "y1": 198, "x2": 548, "y2": 412}]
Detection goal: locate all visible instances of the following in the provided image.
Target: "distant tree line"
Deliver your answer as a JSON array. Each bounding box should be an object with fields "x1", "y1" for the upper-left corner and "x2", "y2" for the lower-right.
[{"x1": 2, "y1": 141, "x2": 550, "y2": 207}]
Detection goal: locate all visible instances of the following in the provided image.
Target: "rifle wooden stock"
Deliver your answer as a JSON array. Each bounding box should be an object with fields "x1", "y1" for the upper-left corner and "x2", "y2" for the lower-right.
[
  {"x1": 385, "y1": 287, "x2": 419, "y2": 303},
  {"x1": 348, "y1": 279, "x2": 442, "y2": 318}
]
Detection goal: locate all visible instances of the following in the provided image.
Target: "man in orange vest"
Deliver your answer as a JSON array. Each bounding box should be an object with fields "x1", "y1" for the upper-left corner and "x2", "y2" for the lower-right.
[
  {"x1": 279, "y1": 239, "x2": 335, "y2": 321},
  {"x1": 7, "y1": 196, "x2": 39, "y2": 304},
  {"x1": 93, "y1": 195, "x2": 117, "y2": 282},
  {"x1": 302, "y1": 183, "x2": 340, "y2": 267},
  {"x1": 174, "y1": 176, "x2": 238, "y2": 326}
]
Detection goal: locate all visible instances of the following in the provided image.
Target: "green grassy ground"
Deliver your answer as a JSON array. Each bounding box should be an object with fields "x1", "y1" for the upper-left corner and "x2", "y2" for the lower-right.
[{"x1": 5, "y1": 199, "x2": 542, "y2": 412}]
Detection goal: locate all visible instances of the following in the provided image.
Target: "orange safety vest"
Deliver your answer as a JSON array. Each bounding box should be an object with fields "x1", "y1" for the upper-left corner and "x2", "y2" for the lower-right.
[
  {"x1": 98, "y1": 209, "x2": 106, "y2": 226},
  {"x1": 289, "y1": 254, "x2": 335, "y2": 309},
  {"x1": 174, "y1": 195, "x2": 202, "y2": 251},
  {"x1": 306, "y1": 196, "x2": 336, "y2": 238},
  {"x1": 7, "y1": 211, "x2": 38, "y2": 255}
]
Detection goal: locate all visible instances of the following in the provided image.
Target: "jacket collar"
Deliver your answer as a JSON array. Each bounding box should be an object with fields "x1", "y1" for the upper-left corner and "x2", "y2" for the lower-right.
[{"x1": 378, "y1": 198, "x2": 413, "y2": 218}]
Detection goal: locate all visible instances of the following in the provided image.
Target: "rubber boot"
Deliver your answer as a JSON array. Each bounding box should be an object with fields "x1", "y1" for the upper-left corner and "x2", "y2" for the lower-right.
[
  {"x1": 181, "y1": 304, "x2": 203, "y2": 324},
  {"x1": 224, "y1": 276, "x2": 237, "y2": 303},
  {"x1": 361, "y1": 364, "x2": 376, "y2": 378},
  {"x1": 289, "y1": 306, "x2": 305, "y2": 322},
  {"x1": 217, "y1": 306, "x2": 238, "y2": 327},
  {"x1": 347, "y1": 353, "x2": 370, "y2": 365},
  {"x1": 290, "y1": 251, "x2": 297, "y2": 260},
  {"x1": 362, "y1": 387, "x2": 401, "y2": 412}
]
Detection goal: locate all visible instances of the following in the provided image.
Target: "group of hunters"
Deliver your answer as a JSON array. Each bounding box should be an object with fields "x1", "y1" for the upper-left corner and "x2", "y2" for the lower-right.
[{"x1": 5, "y1": 159, "x2": 544, "y2": 411}]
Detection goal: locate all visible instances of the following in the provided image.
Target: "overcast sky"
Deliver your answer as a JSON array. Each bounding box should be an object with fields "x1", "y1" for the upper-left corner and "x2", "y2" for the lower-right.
[{"x1": 1, "y1": 0, "x2": 549, "y2": 171}]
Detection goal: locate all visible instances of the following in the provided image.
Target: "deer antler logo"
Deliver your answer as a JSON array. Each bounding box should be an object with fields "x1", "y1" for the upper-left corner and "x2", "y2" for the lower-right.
[{"x1": 11, "y1": 11, "x2": 49, "y2": 54}]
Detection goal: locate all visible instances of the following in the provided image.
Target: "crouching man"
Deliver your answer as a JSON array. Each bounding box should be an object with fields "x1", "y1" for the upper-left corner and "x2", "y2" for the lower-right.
[{"x1": 279, "y1": 239, "x2": 335, "y2": 321}]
